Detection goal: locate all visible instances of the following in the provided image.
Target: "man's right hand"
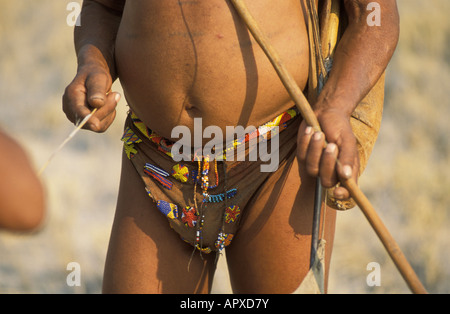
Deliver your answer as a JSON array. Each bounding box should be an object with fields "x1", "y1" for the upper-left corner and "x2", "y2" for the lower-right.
[{"x1": 62, "y1": 48, "x2": 121, "y2": 133}]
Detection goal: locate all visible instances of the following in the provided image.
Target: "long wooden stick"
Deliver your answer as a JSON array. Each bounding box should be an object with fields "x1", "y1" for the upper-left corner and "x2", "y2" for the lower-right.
[{"x1": 229, "y1": 0, "x2": 427, "y2": 294}]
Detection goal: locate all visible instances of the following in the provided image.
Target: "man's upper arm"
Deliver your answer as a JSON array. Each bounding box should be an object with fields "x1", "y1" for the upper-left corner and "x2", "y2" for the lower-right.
[
  {"x1": 343, "y1": 0, "x2": 398, "y2": 22},
  {"x1": 92, "y1": 0, "x2": 125, "y2": 12}
]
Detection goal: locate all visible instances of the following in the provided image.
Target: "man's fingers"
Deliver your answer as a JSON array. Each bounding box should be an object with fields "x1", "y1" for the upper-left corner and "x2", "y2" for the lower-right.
[
  {"x1": 333, "y1": 186, "x2": 351, "y2": 200},
  {"x1": 297, "y1": 110, "x2": 360, "y2": 200},
  {"x1": 336, "y1": 133, "x2": 358, "y2": 181},
  {"x1": 305, "y1": 132, "x2": 325, "y2": 177},
  {"x1": 62, "y1": 69, "x2": 111, "y2": 126},
  {"x1": 85, "y1": 92, "x2": 121, "y2": 133},
  {"x1": 332, "y1": 157, "x2": 359, "y2": 200},
  {"x1": 297, "y1": 124, "x2": 313, "y2": 162},
  {"x1": 86, "y1": 71, "x2": 111, "y2": 109},
  {"x1": 62, "y1": 81, "x2": 91, "y2": 125},
  {"x1": 319, "y1": 143, "x2": 339, "y2": 188},
  {"x1": 334, "y1": 152, "x2": 359, "y2": 201}
]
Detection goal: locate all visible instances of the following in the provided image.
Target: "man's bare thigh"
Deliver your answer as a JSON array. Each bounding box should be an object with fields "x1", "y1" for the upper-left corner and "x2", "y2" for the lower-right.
[
  {"x1": 225, "y1": 156, "x2": 336, "y2": 293},
  {"x1": 102, "y1": 152, "x2": 216, "y2": 294}
]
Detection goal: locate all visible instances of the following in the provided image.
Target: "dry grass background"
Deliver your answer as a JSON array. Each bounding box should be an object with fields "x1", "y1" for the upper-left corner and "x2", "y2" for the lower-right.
[{"x1": 0, "y1": 0, "x2": 448, "y2": 294}]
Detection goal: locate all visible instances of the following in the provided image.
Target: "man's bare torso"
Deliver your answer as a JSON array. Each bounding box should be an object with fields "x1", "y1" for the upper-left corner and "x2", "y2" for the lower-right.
[{"x1": 115, "y1": 0, "x2": 310, "y2": 141}]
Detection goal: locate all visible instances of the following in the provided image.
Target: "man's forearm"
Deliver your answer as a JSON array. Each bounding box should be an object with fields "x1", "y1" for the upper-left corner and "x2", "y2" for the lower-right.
[
  {"x1": 316, "y1": 0, "x2": 400, "y2": 116},
  {"x1": 75, "y1": 0, "x2": 124, "y2": 80}
]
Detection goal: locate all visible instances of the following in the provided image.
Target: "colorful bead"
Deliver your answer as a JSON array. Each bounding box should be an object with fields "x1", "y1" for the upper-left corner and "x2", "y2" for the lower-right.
[
  {"x1": 158, "y1": 138, "x2": 174, "y2": 156},
  {"x1": 123, "y1": 143, "x2": 138, "y2": 159},
  {"x1": 215, "y1": 232, "x2": 234, "y2": 251},
  {"x1": 121, "y1": 127, "x2": 142, "y2": 145},
  {"x1": 171, "y1": 164, "x2": 189, "y2": 183},
  {"x1": 145, "y1": 187, "x2": 154, "y2": 200},
  {"x1": 195, "y1": 245, "x2": 212, "y2": 254},
  {"x1": 191, "y1": 159, "x2": 219, "y2": 188},
  {"x1": 204, "y1": 188, "x2": 238, "y2": 203},
  {"x1": 144, "y1": 163, "x2": 169, "y2": 177},
  {"x1": 223, "y1": 234, "x2": 234, "y2": 246},
  {"x1": 225, "y1": 205, "x2": 241, "y2": 223},
  {"x1": 181, "y1": 206, "x2": 198, "y2": 228},
  {"x1": 156, "y1": 200, "x2": 178, "y2": 219},
  {"x1": 130, "y1": 112, "x2": 174, "y2": 158},
  {"x1": 215, "y1": 232, "x2": 226, "y2": 252},
  {"x1": 131, "y1": 112, "x2": 152, "y2": 138},
  {"x1": 192, "y1": 157, "x2": 219, "y2": 189},
  {"x1": 213, "y1": 159, "x2": 219, "y2": 187},
  {"x1": 201, "y1": 157, "x2": 210, "y2": 197},
  {"x1": 144, "y1": 167, "x2": 173, "y2": 190}
]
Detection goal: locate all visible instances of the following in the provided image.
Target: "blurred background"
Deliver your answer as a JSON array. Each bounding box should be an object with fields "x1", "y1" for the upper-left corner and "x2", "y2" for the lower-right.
[{"x1": 0, "y1": 0, "x2": 448, "y2": 294}]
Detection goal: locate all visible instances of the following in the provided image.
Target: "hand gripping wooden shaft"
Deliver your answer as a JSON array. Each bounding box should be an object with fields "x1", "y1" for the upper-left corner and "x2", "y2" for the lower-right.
[{"x1": 229, "y1": 0, "x2": 427, "y2": 294}]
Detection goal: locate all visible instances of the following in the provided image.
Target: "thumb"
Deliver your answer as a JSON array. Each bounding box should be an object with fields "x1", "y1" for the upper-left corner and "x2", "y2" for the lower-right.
[
  {"x1": 85, "y1": 71, "x2": 112, "y2": 109},
  {"x1": 336, "y1": 129, "x2": 358, "y2": 181},
  {"x1": 85, "y1": 90, "x2": 120, "y2": 133}
]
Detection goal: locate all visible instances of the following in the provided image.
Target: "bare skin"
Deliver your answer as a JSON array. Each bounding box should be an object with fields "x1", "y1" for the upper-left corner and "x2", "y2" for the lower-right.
[
  {"x1": 63, "y1": 0, "x2": 399, "y2": 293},
  {"x1": 0, "y1": 130, "x2": 45, "y2": 231}
]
